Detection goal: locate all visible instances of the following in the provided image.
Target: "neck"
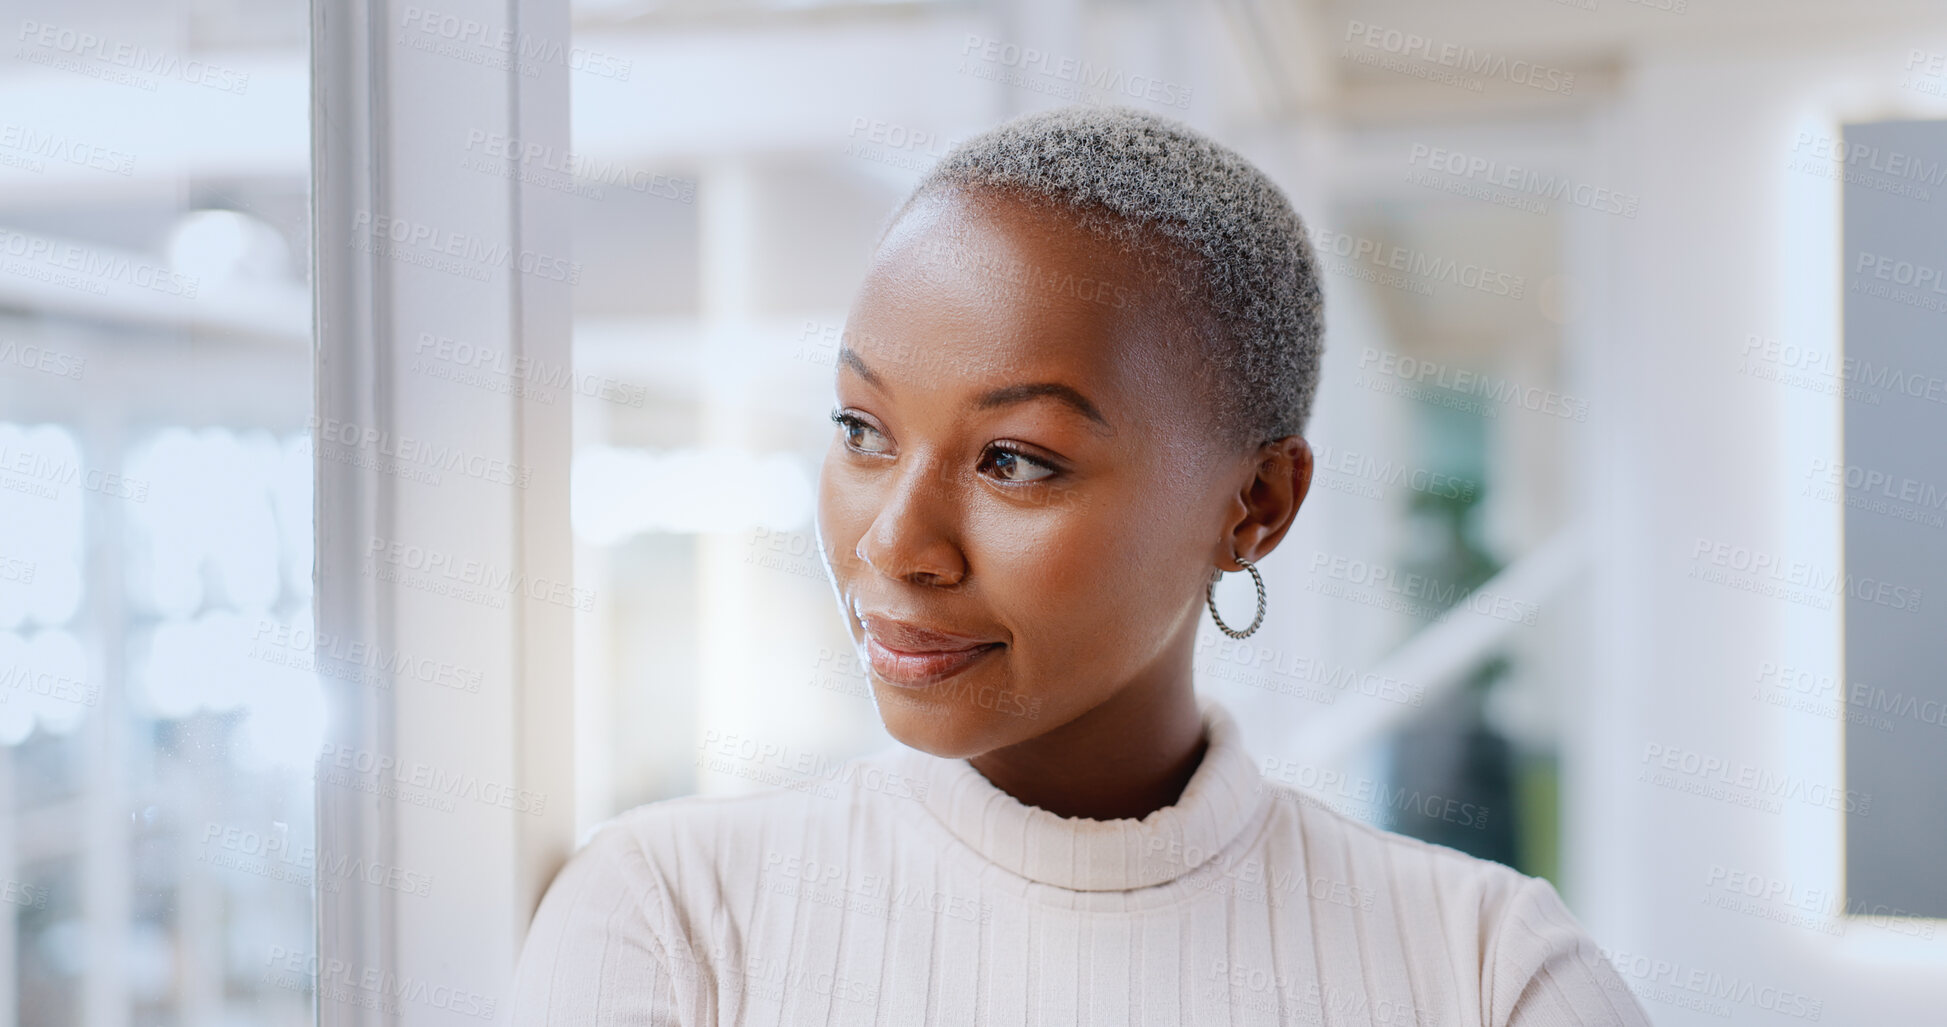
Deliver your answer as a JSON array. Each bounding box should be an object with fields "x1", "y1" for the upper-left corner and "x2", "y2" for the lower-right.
[{"x1": 967, "y1": 651, "x2": 1207, "y2": 821}]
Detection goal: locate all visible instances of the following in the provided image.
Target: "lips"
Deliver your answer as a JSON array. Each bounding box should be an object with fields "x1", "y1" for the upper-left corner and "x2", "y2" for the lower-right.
[{"x1": 857, "y1": 612, "x2": 1003, "y2": 687}]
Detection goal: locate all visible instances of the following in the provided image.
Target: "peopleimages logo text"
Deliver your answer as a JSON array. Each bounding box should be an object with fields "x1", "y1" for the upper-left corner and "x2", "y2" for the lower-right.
[
  {"x1": 1406, "y1": 144, "x2": 1639, "y2": 218},
  {"x1": 349, "y1": 210, "x2": 580, "y2": 285},
  {"x1": 0, "y1": 226, "x2": 198, "y2": 297},
  {"x1": 1689, "y1": 537, "x2": 1923, "y2": 613},
  {"x1": 309, "y1": 416, "x2": 531, "y2": 488},
  {"x1": 16, "y1": 20, "x2": 251, "y2": 93},
  {"x1": 365, "y1": 536, "x2": 594, "y2": 612},
  {"x1": 1342, "y1": 21, "x2": 1575, "y2": 94},
  {"x1": 318, "y1": 742, "x2": 548, "y2": 815},
  {"x1": 1641, "y1": 743, "x2": 1871, "y2": 814},
  {"x1": 1308, "y1": 226, "x2": 1525, "y2": 299},
  {"x1": 1357, "y1": 347, "x2": 1589, "y2": 421},
  {"x1": 960, "y1": 35, "x2": 1192, "y2": 109}
]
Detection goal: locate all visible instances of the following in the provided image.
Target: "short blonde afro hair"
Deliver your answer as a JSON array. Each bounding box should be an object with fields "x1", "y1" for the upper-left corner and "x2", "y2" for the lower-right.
[{"x1": 889, "y1": 103, "x2": 1325, "y2": 446}]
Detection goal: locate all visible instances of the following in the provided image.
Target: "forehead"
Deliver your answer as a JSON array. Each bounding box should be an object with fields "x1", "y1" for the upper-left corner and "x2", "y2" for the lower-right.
[{"x1": 843, "y1": 190, "x2": 1190, "y2": 403}]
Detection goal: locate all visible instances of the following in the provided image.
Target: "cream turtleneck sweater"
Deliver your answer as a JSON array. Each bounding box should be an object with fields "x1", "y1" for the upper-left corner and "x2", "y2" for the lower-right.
[{"x1": 512, "y1": 698, "x2": 1650, "y2": 1025}]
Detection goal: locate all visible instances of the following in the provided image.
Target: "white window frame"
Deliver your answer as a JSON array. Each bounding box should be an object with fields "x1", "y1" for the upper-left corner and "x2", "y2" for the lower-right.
[{"x1": 311, "y1": 0, "x2": 575, "y2": 1019}]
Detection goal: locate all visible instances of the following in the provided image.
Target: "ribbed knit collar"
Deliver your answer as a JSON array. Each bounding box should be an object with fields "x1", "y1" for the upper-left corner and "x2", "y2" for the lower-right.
[{"x1": 889, "y1": 696, "x2": 1269, "y2": 892}]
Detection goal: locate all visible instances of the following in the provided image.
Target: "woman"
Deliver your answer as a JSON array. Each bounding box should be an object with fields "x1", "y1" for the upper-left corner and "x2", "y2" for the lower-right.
[{"x1": 513, "y1": 105, "x2": 1649, "y2": 1026}]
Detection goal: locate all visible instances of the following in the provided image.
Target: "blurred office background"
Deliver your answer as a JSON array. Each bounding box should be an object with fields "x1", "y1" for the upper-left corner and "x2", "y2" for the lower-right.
[
  {"x1": 561, "y1": 3, "x2": 1947, "y2": 1026},
  {"x1": 2, "y1": 0, "x2": 1945, "y2": 1023}
]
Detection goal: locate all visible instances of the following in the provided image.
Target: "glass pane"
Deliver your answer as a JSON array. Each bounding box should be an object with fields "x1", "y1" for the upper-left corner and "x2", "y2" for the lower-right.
[
  {"x1": 0, "y1": 2, "x2": 314, "y2": 1023},
  {"x1": 1841, "y1": 118, "x2": 1947, "y2": 921}
]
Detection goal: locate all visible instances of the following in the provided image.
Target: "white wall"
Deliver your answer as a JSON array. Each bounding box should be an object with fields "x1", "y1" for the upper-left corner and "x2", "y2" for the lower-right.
[{"x1": 1578, "y1": 29, "x2": 1947, "y2": 1024}]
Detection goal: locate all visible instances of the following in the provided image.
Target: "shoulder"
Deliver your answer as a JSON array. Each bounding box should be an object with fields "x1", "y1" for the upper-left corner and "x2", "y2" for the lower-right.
[
  {"x1": 602, "y1": 783, "x2": 829, "y2": 854},
  {"x1": 1253, "y1": 781, "x2": 1647, "y2": 1025},
  {"x1": 509, "y1": 800, "x2": 710, "y2": 1023},
  {"x1": 583, "y1": 785, "x2": 823, "y2": 895},
  {"x1": 512, "y1": 763, "x2": 903, "y2": 1024},
  {"x1": 572, "y1": 746, "x2": 918, "y2": 905},
  {"x1": 1256, "y1": 778, "x2": 1532, "y2": 905}
]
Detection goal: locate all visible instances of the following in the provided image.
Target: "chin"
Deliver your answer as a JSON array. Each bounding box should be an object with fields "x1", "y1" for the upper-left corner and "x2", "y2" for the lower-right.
[{"x1": 872, "y1": 687, "x2": 1006, "y2": 759}]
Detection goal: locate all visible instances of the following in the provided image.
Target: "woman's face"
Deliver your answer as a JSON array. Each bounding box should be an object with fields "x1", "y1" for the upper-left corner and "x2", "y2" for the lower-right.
[{"x1": 816, "y1": 189, "x2": 1260, "y2": 758}]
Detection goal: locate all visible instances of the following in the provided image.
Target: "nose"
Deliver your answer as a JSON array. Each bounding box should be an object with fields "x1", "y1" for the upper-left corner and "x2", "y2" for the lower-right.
[{"x1": 855, "y1": 456, "x2": 968, "y2": 588}]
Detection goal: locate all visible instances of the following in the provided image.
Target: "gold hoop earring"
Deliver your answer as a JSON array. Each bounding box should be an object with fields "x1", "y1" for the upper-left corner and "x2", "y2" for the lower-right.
[{"x1": 1206, "y1": 556, "x2": 1266, "y2": 639}]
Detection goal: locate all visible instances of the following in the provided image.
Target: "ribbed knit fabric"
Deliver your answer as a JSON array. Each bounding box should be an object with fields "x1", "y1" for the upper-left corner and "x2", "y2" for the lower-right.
[{"x1": 512, "y1": 698, "x2": 1651, "y2": 1025}]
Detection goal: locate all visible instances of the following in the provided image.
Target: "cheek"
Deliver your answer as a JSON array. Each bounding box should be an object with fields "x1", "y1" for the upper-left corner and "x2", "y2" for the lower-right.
[
  {"x1": 972, "y1": 486, "x2": 1203, "y2": 656},
  {"x1": 815, "y1": 455, "x2": 871, "y2": 582}
]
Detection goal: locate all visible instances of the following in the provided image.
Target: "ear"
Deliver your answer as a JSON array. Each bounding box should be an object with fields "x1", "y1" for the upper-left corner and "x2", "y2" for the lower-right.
[{"x1": 1217, "y1": 436, "x2": 1313, "y2": 570}]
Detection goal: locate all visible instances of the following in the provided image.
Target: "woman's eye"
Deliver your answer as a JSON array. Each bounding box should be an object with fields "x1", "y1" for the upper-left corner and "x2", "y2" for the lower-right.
[
  {"x1": 831, "y1": 411, "x2": 892, "y2": 454},
  {"x1": 983, "y1": 446, "x2": 1057, "y2": 484}
]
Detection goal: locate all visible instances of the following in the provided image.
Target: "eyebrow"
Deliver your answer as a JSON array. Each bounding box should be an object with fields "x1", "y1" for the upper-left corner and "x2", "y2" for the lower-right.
[{"x1": 839, "y1": 347, "x2": 1113, "y2": 432}]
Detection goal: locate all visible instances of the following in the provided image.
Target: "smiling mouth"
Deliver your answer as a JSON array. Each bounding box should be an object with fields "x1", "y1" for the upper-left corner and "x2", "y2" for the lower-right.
[{"x1": 863, "y1": 636, "x2": 1003, "y2": 688}]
